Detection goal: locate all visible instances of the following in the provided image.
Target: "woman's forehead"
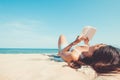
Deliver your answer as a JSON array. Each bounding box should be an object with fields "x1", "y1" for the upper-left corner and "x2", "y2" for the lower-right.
[{"x1": 93, "y1": 43, "x2": 106, "y2": 47}]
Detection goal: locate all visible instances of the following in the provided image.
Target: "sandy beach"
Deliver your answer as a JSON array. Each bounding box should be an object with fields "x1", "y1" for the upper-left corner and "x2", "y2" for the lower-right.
[{"x1": 0, "y1": 54, "x2": 120, "y2": 80}]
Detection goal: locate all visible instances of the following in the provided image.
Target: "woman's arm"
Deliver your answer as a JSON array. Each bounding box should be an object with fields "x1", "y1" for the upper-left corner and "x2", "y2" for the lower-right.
[{"x1": 61, "y1": 35, "x2": 88, "y2": 53}]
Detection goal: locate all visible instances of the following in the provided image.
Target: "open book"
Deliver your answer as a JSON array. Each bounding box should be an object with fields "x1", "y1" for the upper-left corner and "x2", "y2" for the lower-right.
[{"x1": 81, "y1": 26, "x2": 96, "y2": 40}]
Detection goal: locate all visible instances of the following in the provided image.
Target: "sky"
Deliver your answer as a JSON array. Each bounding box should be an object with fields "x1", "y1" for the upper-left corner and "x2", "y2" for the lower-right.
[{"x1": 0, "y1": 0, "x2": 120, "y2": 48}]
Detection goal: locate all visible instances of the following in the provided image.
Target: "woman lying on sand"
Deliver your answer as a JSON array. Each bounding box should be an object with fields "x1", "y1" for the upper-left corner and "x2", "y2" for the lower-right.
[{"x1": 58, "y1": 34, "x2": 120, "y2": 73}]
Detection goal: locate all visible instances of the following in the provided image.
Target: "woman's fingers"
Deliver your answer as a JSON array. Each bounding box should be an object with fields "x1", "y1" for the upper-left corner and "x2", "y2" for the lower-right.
[
  {"x1": 84, "y1": 38, "x2": 89, "y2": 45},
  {"x1": 74, "y1": 35, "x2": 89, "y2": 45}
]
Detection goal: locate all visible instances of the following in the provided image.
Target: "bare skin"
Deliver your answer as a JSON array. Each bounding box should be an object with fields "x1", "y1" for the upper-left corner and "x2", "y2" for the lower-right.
[{"x1": 58, "y1": 35, "x2": 106, "y2": 64}]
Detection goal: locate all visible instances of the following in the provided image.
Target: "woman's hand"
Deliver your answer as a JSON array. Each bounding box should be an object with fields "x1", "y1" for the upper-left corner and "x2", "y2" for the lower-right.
[
  {"x1": 73, "y1": 35, "x2": 89, "y2": 45},
  {"x1": 84, "y1": 37, "x2": 89, "y2": 45}
]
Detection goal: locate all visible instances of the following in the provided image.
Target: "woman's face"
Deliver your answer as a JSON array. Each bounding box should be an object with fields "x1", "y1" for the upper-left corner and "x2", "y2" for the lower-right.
[
  {"x1": 79, "y1": 44, "x2": 106, "y2": 57},
  {"x1": 88, "y1": 43, "x2": 106, "y2": 56}
]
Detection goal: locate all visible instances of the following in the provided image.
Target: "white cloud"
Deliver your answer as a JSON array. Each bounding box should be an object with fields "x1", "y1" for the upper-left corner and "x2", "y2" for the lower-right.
[{"x1": 0, "y1": 19, "x2": 57, "y2": 48}]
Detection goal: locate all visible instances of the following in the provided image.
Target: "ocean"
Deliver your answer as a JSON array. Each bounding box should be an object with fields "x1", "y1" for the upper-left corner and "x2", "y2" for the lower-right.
[{"x1": 0, "y1": 48, "x2": 58, "y2": 54}]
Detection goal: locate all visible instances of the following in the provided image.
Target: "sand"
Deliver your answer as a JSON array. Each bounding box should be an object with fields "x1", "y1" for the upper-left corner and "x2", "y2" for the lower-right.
[{"x1": 0, "y1": 54, "x2": 120, "y2": 80}]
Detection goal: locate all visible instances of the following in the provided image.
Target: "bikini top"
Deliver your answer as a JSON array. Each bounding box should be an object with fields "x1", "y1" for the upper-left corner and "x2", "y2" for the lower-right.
[{"x1": 69, "y1": 45, "x2": 85, "y2": 59}]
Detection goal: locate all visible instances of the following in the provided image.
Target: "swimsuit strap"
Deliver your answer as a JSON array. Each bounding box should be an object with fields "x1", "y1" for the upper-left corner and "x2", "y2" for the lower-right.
[{"x1": 69, "y1": 45, "x2": 85, "y2": 59}]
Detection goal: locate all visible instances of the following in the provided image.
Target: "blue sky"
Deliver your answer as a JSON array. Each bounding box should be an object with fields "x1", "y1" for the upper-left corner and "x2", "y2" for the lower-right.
[{"x1": 0, "y1": 0, "x2": 120, "y2": 48}]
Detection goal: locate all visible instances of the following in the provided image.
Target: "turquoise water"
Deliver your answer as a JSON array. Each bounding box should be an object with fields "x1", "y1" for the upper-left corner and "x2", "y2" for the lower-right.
[{"x1": 0, "y1": 48, "x2": 58, "y2": 54}]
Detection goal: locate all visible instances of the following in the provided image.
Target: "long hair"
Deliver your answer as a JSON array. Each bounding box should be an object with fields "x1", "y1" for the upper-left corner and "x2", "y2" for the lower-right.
[{"x1": 70, "y1": 45, "x2": 120, "y2": 73}]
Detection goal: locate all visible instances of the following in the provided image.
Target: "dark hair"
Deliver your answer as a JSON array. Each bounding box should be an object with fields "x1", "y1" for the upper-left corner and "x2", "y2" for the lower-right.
[{"x1": 70, "y1": 45, "x2": 120, "y2": 73}]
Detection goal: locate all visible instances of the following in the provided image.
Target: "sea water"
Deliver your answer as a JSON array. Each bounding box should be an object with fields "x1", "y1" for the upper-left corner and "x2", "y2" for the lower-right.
[
  {"x1": 0, "y1": 48, "x2": 58, "y2": 54},
  {"x1": 0, "y1": 48, "x2": 63, "y2": 61}
]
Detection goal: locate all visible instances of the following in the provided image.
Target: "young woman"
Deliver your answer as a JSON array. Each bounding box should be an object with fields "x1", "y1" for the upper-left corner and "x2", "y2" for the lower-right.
[{"x1": 58, "y1": 34, "x2": 120, "y2": 73}]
